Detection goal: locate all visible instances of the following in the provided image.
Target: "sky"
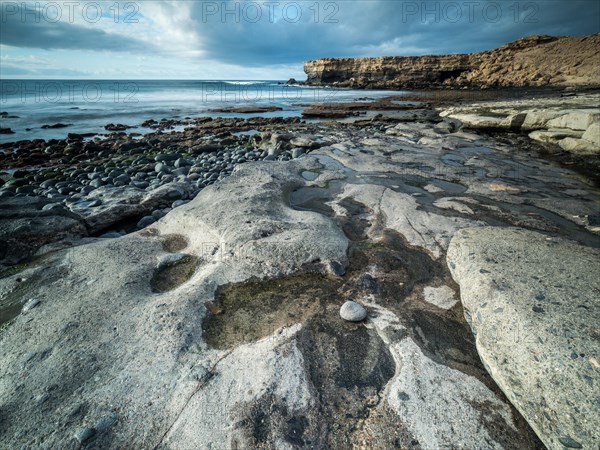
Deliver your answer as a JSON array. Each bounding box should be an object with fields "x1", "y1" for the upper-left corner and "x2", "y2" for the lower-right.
[{"x1": 1, "y1": 0, "x2": 599, "y2": 79}]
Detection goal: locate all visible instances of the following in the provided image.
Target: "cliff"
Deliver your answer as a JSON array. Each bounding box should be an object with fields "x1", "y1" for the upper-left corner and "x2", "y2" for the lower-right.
[{"x1": 304, "y1": 34, "x2": 600, "y2": 89}]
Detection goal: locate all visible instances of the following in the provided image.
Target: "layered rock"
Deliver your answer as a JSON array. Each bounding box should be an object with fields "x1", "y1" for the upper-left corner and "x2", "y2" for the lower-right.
[
  {"x1": 304, "y1": 34, "x2": 600, "y2": 89},
  {"x1": 439, "y1": 92, "x2": 600, "y2": 154},
  {"x1": 304, "y1": 54, "x2": 471, "y2": 89}
]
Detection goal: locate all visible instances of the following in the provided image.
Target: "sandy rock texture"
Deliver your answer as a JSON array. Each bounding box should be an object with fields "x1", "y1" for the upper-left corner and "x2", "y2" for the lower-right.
[{"x1": 448, "y1": 227, "x2": 600, "y2": 450}]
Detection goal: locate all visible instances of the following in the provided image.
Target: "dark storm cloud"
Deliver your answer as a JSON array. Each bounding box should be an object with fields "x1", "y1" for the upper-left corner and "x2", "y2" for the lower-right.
[
  {"x1": 0, "y1": 2, "x2": 149, "y2": 51},
  {"x1": 190, "y1": 0, "x2": 600, "y2": 65}
]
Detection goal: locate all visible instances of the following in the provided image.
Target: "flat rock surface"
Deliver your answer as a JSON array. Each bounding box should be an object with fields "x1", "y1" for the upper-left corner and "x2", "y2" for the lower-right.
[{"x1": 448, "y1": 227, "x2": 600, "y2": 450}]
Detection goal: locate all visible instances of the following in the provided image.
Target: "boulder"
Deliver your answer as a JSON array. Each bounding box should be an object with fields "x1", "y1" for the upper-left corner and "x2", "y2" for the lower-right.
[
  {"x1": 70, "y1": 183, "x2": 195, "y2": 234},
  {"x1": 443, "y1": 113, "x2": 506, "y2": 129},
  {"x1": 582, "y1": 122, "x2": 600, "y2": 146},
  {"x1": 546, "y1": 109, "x2": 600, "y2": 131},
  {"x1": 558, "y1": 137, "x2": 599, "y2": 154},
  {"x1": 448, "y1": 227, "x2": 600, "y2": 450},
  {"x1": 0, "y1": 196, "x2": 87, "y2": 265},
  {"x1": 528, "y1": 128, "x2": 583, "y2": 145}
]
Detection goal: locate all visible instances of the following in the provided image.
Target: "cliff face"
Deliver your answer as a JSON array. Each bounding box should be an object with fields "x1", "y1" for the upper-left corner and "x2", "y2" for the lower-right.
[
  {"x1": 304, "y1": 54, "x2": 472, "y2": 89},
  {"x1": 304, "y1": 34, "x2": 600, "y2": 89}
]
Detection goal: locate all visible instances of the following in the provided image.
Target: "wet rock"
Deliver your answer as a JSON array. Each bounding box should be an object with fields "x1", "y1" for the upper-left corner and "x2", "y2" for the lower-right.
[
  {"x1": 15, "y1": 186, "x2": 36, "y2": 195},
  {"x1": 157, "y1": 252, "x2": 189, "y2": 270},
  {"x1": 104, "y1": 123, "x2": 133, "y2": 131},
  {"x1": 172, "y1": 199, "x2": 189, "y2": 208},
  {"x1": 209, "y1": 106, "x2": 283, "y2": 114},
  {"x1": 41, "y1": 123, "x2": 70, "y2": 129},
  {"x1": 174, "y1": 158, "x2": 192, "y2": 168},
  {"x1": 339, "y1": 301, "x2": 367, "y2": 322},
  {"x1": 558, "y1": 436, "x2": 583, "y2": 449}
]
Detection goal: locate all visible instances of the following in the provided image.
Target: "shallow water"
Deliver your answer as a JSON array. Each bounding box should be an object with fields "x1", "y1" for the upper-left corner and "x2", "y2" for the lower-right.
[{"x1": 0, "y1": 79, "x2": 409, "y2": 142}]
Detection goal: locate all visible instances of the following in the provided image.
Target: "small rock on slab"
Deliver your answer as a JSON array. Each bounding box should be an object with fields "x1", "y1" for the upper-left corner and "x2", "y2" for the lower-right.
[{"x1": 340, "y1": 301, "x2": 367, "y2": 322}]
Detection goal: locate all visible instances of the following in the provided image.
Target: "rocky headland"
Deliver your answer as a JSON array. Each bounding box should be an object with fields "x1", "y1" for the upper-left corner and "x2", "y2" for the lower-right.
[
  {"x1": 1, "y1": 55, "x2": 600, "y2": 449},
  {"x1": 305, "y1": 34, "x2": 600, "y2": 89}
]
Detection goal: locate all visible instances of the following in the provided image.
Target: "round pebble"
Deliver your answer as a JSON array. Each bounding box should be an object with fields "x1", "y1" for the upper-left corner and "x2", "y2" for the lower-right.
[
  {"x1": 137, "y1": 215, "x2": 156, "y2": 229},
  {"x1": 340, "y1": 301, "x2": 367, "y2": 322}
]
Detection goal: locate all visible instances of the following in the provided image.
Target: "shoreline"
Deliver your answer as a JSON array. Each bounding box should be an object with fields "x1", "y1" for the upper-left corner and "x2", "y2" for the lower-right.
[{"x1": 1, "y1": 87, "x2": 599, "y2": 281}]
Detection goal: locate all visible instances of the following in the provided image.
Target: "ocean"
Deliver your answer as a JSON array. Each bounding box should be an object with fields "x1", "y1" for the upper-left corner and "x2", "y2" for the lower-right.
[{"x1": 0, "y1": 80, "x2": 404, "y2": 143}]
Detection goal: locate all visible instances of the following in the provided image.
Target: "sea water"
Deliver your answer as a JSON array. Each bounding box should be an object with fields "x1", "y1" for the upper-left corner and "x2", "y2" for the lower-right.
[{"x1": 0, "y1": 80, "x2": 406, "y2": 142}]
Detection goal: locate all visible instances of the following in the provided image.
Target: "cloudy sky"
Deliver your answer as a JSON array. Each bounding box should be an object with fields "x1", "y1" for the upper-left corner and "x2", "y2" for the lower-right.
[{"x1": 1, "y1": 0, "x2": 599, "y2": 79}]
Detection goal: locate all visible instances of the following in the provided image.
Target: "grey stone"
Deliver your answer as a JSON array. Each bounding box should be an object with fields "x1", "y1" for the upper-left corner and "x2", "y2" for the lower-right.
[
  {"x1": 290, "y1": 137, "x2": 318, "y2": 148},
  {"x1": 157, "y1": 253, "x2": 188, "y2": 270},
  {"x1": 0, "y1": 196, "x2": 87, "y2": 265},
  {"x1": 155, "y1": 153, "x2": 181, "y2": 162},
  {"x1": 155, "y1": 163, "x2": 168, "y2": 173},
  {"x1": 114, "y1": 174, "x2": 131, "y2": 184},
  {"x1": 42, "y1": 203, "x2": 64, "y2": 211},
  {"x1": 16, "y1": 186, "x2": 36, "y2": 195},
  {"x1": 339, "y1": 301, "x2": 367, "y2": 322},
  {"x1": 174, "y1": 158, "x2": 192, "y2": 168},
  {"x1": 137, "y1": 215, "x2": 156, "y2": 229},
  {"x1": 291, "y1": 148, "x2": 305, "y2": 158}
]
